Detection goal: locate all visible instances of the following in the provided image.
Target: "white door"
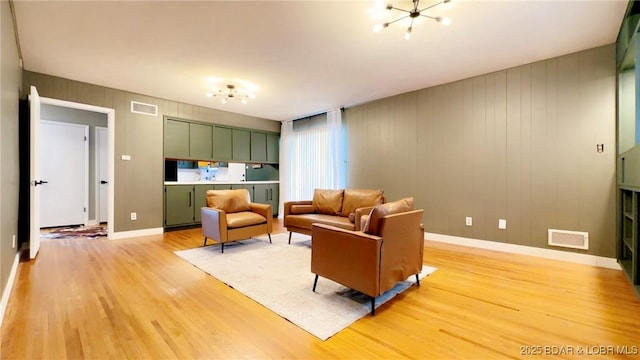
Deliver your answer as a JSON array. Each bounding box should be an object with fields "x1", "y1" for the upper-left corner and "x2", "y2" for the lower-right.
[
  {"x1": 39, "y1": 121, "x2": 88, "y2": 228},
  {"x1": 29, "y1": 86, "x2": 42, "y2": 259},
  {"x1": 96, "y1": 127, "x2": 108, "y2": 223}
]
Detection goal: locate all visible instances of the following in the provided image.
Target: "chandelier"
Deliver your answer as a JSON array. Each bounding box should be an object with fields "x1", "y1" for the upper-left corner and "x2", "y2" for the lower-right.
[
  {"x1": 207, "y1": 84, "x2": 256, "y2": 104},
  {"x1": 373, "y1": 0, "x2": 452, "y2": 40}
]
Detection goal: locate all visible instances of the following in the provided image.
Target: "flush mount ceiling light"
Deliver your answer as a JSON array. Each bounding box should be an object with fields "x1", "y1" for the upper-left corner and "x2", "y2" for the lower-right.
[
  {"x1": 206, "y1": 84, "x2": 256, "y2": 104},
  {"x1": 373, "y1": 0, "x2": 452, "y2": 40}
]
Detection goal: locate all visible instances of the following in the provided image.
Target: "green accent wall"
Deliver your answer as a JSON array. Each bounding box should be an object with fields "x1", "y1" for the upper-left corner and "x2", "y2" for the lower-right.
[{"x1": 344, "y1": 45, "x2": 616, "y2": 257}]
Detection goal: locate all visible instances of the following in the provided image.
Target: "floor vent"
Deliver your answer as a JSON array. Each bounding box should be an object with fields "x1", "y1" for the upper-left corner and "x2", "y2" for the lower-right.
[
  {"x1": 131, "y1": 101, "x2": 158, "y2": 116},
  {"x1": 548, "y1": 229, "x2": 589, "y2": 250}
]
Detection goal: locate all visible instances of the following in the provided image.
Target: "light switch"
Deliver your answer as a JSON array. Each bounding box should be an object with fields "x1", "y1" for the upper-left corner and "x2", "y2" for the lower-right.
[
  {"x1": 121, "y1": 155, "x2": 131, "y2": 161},
  {"x1": 498, "y1": 219, "x2": 507, "y2": 230}
]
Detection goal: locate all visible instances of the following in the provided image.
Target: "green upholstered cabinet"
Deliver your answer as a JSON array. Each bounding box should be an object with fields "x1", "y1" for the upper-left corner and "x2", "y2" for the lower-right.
[
  {"x1": 164, "y1": 119, "x2": 190, "y2": 159},
  {"x1": 213, "y1": 126, "x2": 233, "y2": 161},
  {"x1": 164, "y1": 185, "x2": 194, "y2": 226},
  {"x1": 232, "y1": 129, "x2": 251, "y2": 162}
]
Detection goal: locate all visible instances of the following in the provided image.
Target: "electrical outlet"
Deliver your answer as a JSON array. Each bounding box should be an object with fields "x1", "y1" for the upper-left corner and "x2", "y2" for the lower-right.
[
  {"x1": 498, "y1": 219, "x2": 507, "y2": 230},
  {"x1": 131, "y1": 212, "x2": 137, "y2": 221},
  {"x1": 465, "y1": 217, "x2": 472, "y2": 226},
  {"x1": 12, "y1": 235, "x2": 16, "y2": 249}
]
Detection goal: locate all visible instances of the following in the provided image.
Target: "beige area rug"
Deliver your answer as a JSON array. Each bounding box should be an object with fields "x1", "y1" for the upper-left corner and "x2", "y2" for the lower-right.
[{"x1": 174, "y1": 232, "x2": 437, "y2": 341}]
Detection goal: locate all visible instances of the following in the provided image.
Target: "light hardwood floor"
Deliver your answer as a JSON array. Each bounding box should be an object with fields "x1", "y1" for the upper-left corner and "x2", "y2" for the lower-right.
[{"x1": 2, "y1": 221, "x2": 639, "y2": 359}]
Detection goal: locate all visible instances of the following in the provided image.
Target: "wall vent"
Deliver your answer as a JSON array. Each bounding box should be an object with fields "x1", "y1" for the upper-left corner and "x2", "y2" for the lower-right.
[
  {"x1": 131, "y1": 101, "x2": 158, "y2": 116},
  {"x1": 548, "y1": 229, "x2": 589, "y2": 250}
]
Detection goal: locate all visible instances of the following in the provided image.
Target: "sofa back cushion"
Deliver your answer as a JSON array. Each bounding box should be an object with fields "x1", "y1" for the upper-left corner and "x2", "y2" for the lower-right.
[
  {"x1": 364, "y1": 197, "x2": 414, "y2": 236},
  {"x1": 206, "y1": 189, "x2": 251, "y2": 213},
  {"x1": 312, "y1": 189, "x2": 344, "y2": 216},
  {"x1": 341, "y1": 189, "x2": 384, "y2": 217}
]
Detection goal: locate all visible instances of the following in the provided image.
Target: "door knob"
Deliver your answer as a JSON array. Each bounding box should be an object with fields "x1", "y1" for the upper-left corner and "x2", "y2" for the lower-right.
[
  {"x1": 100, "y1": 180, "x2": 108, "y2": 184},
  {"x1": 33, "y1": 180, "x2": 48, "y2": 186}
]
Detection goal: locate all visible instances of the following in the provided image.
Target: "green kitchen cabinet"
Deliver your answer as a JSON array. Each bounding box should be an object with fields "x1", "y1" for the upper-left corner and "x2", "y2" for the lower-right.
[
  {"x1": 165, "y1": 119, "x2": 213, "y2": 160},
  {"x1": 165, "y1": 185, "x2": 195, "y2": 226},
  {"x1": 213, "y1": 184, "x2": 233, "y2": 190},
  {"x1": 189, "y1": 123, "x2": 213, "y2": 160},
  {"x1": 253, "y1": 183, "x2": 279, "y2": 216},
  {"x1": 251, "y1": 131, "x2": 279, "y2": 163},
  {"x1": 213, "y1": 126, "x2": 233, "y2": 161},
  {"x1": 164, "y1": 119, "x2": 190, "y2": 159},
  {"x1": 266, "y1": 133, "x2": 279, "y2": 163},
  {"x1": 232, "y1": 129, "x2": 251, "y2": 162}
]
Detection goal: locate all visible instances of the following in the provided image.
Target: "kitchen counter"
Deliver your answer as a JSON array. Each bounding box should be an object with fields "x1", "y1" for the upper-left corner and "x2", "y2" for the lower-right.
[{"x1": 164, "y1": 180, "x2": 279, "y2": 185}]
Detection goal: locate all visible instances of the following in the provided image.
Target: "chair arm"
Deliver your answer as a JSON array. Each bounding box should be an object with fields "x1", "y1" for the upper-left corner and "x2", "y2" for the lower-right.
[
  {"x1": 250, "y1": 202, "x2": 273, "y2": 232},
  {"x1": 353, "y1": 206, "x2": 375, "y2": 231},
  {"x1": 201, "y1": 207, "x2": 227, "y2": 242},
  {"x1": 311, "y1": 223, "x2": 383, "y2": 297},
  {"x1": 284, "y1": 200, "x2": 313, "y2": 217}
]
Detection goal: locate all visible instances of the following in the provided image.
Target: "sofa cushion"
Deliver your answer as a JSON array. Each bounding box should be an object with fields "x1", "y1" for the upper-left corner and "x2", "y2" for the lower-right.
[
  {"x1": 206, "y1": 189, "x2": 251, "y2": 214},
  {"x1": 226, "y1": 211, "x2": 266, "y2": 228},
  {"x1": 364, "y1": 197, "x2": 414, "y2": 236},
  {"x1": 290, "y1": 204, "x2": 316, "y2": 214},
  {"x1": 312, "y1": 189, "x2": 344, "y2": 216},
  {"x1": 286, "y1": 213, "x2": 355, "y2": 231},
  {"x1": 341, "y1": 189, "x2": 384, "y2": 217}
]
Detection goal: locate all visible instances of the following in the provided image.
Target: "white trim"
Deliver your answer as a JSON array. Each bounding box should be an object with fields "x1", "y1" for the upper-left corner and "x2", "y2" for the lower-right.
[
  {"x1": 39, "y1": 96, "x2": 116, "y2": 240},
  {"x1": 0, "y1": 251, "x2": 21, "y2": 328},
  {"x1": 426, "y1": 232, "x2": 621, "y2": 270},
  {"x1": 110, "y1": 227, "x2": 164, "y2": 240}
]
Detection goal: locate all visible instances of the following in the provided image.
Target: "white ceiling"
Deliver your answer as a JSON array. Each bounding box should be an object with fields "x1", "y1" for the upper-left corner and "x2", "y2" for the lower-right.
[{"x1": 14, "y1": 0, "x2": 628, "y2": 122}]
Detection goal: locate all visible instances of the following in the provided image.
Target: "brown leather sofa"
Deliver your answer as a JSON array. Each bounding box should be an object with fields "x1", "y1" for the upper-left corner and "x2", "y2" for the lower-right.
[
  {"x1": 201, "y1": 189, "x2": 273, "y2": 253},
  {"x1": 283, "y1": 188, "x2": 384, "y2": 244},
  {"x1": 310, "y1": 197, "x2": 424, "y2": 315}
]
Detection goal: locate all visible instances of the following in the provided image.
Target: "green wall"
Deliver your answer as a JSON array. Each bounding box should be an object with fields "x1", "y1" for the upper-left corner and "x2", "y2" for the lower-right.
[
  {"x1": 0, "y1": 0, "x2": 22, "y2": 307},
  {"x1": 345, "y1": 45, "x2": 616, "y2": 257},
  {"x1": 23, "y1": 71, "x2": 280, "y2": 233}
]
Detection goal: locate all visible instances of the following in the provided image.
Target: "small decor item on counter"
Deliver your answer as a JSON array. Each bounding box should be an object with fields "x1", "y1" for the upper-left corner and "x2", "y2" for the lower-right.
[{"x1": 200, "y1": 166, "x2": 218, "y2": 181}]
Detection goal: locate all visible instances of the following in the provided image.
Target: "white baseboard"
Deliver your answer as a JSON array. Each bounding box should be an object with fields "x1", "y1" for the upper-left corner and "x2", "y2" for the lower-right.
[
  {"x1": 109, "y1": 227, "x2": 164, "y2": 240},
  {"x1": 0, "y1": 251, "x2": 21, "y2": 328},
  {"x1": 426, "y1": 232, "x2": 620, "y2": 270}
]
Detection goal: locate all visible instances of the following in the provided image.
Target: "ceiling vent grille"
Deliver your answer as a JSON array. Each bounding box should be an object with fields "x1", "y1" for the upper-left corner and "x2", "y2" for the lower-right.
[
  {"x1": 548, "y1": 229, "x2": 589, "y2": 250},
  {"x1": 131, "y1": 101, "x2": 158, "y2": 116}
]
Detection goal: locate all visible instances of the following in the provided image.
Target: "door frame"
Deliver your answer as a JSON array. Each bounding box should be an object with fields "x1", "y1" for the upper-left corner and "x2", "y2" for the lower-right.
[
  {"x1": 95, "y1": 126, "x2": 108, "y2": 224},
  {"x1": 39, "y1": 96, "x2": 115, "y2": 239},
  {"x1": 40, "y1": 120, "x2": 89, "y2": 227}
]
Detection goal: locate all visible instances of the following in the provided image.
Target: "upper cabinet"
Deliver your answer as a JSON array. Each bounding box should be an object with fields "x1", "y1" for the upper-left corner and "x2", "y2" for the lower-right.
[
  {"x1": 165, "y1": 116, "x2": 279, "y2": 163},
  {"x1": 251, "y1": 131, "x2": 280, "y2": 163},
  {"x1": 164, "y1": 119, "x2": 213, "y2": 160},
  {"x1": 232, "y1": 129, "x2": 251, "y2": 162}
]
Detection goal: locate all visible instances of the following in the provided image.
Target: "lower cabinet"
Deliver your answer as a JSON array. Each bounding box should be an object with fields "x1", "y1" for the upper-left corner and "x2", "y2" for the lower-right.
[
  {"x1": 253, "y1": 183, "x2": 279, "y2": 216},
  {"x1": 165, "y1": 182, "x2": 279, "y2": 227}
]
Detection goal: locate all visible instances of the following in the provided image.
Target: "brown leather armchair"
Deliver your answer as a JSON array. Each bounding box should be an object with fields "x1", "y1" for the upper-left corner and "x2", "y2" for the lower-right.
[
  {"x1": 201, "y1": 189, "x2": 272, "y2": 253},
  {"x1": 310, "y1": 198, "x2": 424, "y2": 315}
]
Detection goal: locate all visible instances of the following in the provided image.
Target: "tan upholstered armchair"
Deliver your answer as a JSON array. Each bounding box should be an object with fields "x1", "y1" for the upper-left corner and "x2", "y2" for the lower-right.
[
  {"x1": 201, "y1": 189, "x2": 273, "y2": 253},
  {"x1": 311, "y1": 198, "x2": 424, "y2": 315}
]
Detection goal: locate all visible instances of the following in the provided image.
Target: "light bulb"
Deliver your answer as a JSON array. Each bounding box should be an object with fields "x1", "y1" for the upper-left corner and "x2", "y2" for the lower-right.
[
  {"x1": 373, "y1": 24, "x2": 383, "y2": 32},
  {"x1": 241, "y1": 99, "x2": 247, "y2": 104},
  {"x1": 440, "y1": 17, "x2": 452, "y2": 26},
  {"x1": 405, "y1": 27, "x2": 412, "y2": 40},
  {"x1": 206, "y1": 92, "x2": 213, "y2": 97},
  {"x1": 221, "y1": 98, "x2": 227, "y2": 104},
  {"x1": 249, "y1": 94, "x2": 256, "y2": 99}
]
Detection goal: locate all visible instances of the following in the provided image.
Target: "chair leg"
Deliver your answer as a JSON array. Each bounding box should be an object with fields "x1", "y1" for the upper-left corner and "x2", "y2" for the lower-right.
[
  {"x1": 416, "y1": 274, "x2": 420, "y2": 286},
  {"x1": 288, "y1": 232, "x2": 292, "y2": 244},
  {"x1": 312, "y1": 274, "x2": 319, "y2": 292},
  {"x1": 268, "y1": 233, "x2": 272, "y2": 244},
  {"x1": 203, "y1": 237, "x2": 207, "y2": 246},
  {"x1": 221, "y1": 242, "x2": 224, "y2": 253},
  {"x1": 370, "y1": 297, "x2": 375, "y2": 316}
]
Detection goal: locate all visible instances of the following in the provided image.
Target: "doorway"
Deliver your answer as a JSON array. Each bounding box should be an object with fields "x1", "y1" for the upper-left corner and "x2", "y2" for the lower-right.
[{"x1": 29, "y1": 86, "x2": 116, "y2": 258}]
